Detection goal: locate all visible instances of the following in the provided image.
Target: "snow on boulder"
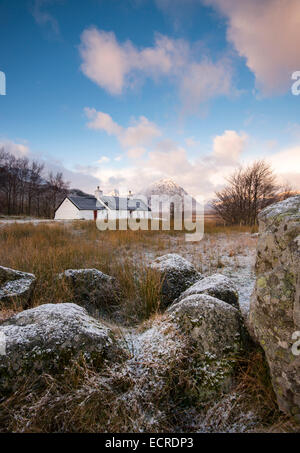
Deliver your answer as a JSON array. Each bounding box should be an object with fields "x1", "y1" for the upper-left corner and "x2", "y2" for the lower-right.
[
  {"x1": 167, "y1": 294, "x2": 247, "y2": 401},
  {"x1": 150, "y1": 253, "x2": 202, "y2": 307},
  {"x1": 129, "y1": 293, "x2": 247, "y2": 404},
  {"x1": 172, "y1": 273, "x2": 239, "y2": 309},
  {"x1": 250, "y1": 195, "x2": 300, "y2": 422},
  {"x1": 167, "y1": 294, "x2": 245, "y2": 356},
  {"x1": 0, "y1": 303, "x2": 124, "y2": 394},
  {"x1": 0, "y1": 265, "x2": 36, "y2": 308},
  {"x1": 58, "y1": 268, "x2": 121, "y2": 316}
]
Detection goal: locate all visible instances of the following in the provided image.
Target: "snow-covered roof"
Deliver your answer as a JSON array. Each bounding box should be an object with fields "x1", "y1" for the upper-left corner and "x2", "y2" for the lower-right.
[{"x1": 65, "y1": 195, "x2": 150, "y2": 211}]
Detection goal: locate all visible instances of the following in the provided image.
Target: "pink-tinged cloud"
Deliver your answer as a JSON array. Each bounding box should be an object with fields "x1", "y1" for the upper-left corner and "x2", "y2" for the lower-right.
[
  {"x1": 84, "y1": 108, "x2": 122, "y2": 136},
  {"x1": 127, "y1": 147, "x2": 147, "y2": 159},
  {"x1": 120, "y1": 116, "x2": 161, "y2": 148},
  {"x1": 79, "y1": 28, "x2": 234, "y2": 108},
  {"x1": 69, "y1": 128, "x2": 300, "y2": 199},
  {"x1": 213, "y1": 130, "x2": 248, "y2": 163},
  {"x1": 84, "y1": 109, "x2": 161, "y2": 150},
  {"x1": 85, "y1": 132, "x2": 248, "y2": 199},
  {"x1": 0, "y1": 140, "x2": 30, "y2": 157},
  {"x1": 204, "y1": 0, "x2": 300, "y2": 94},
  {"x1": 180, "y1": 58, "x2": 233, "y2": 110}
]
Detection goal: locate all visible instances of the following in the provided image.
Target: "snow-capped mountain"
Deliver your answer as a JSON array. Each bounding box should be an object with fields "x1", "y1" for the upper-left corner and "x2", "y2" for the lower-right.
[
  {"x1": 143, "y1": 178, "x2": 189, "y2": 199},
  {"x1": 142, "y1": 178, "x2": 195, "y2": 213}
]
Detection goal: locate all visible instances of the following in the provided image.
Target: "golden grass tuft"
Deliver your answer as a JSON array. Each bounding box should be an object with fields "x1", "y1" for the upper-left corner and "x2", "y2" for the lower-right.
[{"x1": 0, "y1": 222, "x2": 166, "y2": 322}]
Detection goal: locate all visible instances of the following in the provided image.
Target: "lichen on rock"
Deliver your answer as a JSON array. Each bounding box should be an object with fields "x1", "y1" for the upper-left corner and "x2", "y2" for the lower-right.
[
  {"x1": 165, "y1": 294, "x2": 247, "y2": 401},
  {"x1": 250, "y1": 195, "x2": 300, "y2": 422}
]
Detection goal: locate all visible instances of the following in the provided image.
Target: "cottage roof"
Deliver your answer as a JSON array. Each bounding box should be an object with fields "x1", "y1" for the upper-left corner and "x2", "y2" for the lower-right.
[{"x1": 65, "y1": 195, "x2": 150, "y2": 211}]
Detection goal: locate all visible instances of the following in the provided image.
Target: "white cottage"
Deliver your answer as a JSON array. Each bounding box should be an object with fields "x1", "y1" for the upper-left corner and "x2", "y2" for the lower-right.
[{"x1": 54, "y1": 188, "x2": 151, "y2": 220}]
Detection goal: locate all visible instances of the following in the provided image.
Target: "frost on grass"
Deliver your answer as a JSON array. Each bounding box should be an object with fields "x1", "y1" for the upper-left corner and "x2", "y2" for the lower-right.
[
  {"x1": 0, "y1": 303, "x2": 124, "y2": 394},
  {"x1": 197, "y1": 392, "x2": 261, "y2": 433}
]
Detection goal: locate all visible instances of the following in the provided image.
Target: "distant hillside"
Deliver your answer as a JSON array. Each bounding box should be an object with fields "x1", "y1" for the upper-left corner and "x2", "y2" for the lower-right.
[{"x1": 69, "y1": 188, "x2": 92, "y2": 197}]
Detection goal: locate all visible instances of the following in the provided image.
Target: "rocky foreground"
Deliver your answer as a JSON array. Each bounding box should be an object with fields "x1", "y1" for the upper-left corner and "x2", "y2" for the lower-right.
[{"x1": 0, "y1": 196, "x2": 299, "y2": 431}]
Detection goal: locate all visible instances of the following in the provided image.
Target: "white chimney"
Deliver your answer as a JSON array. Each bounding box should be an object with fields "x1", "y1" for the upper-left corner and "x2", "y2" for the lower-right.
[
  {"x1": 128, "y1": 190, "x2": 133, "y2": 199},
  {"x1": 94, "y1": 186, "x2": 103, "y2": 199}
]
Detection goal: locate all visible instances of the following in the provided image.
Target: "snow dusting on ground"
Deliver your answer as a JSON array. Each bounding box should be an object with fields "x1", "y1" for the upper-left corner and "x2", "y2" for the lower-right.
[{"x1": 136, "y1": 231, "x2": 257, "y2": 319}]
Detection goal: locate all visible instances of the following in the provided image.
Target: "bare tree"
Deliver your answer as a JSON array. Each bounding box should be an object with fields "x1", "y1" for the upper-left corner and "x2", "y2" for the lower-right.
[
  {"x1": 278, "y1": 182, "x2": 297, "y2": 201},
  {"x1": 0, "y1": 149, "x2": 69, "y2": 218},
  {"x1": 212, "y1": 160, "x2": 280, "y2": 226},
  {"x1": 45, "y1": 171, "x2": 69, "y2": 218},
  {"x1": 26, "y1": 160, "x2": 44, "y2": 216}
]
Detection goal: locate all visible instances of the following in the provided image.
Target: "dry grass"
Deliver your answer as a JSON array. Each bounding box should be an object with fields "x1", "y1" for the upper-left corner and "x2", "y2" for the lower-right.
[
  {"x1": 204, "y1": 219, "x2": 258, "y2": 235},
  {"x1": 1, "y1": 220, "x2": 296, "y2": 433},
  {"x1": 0, "y1": 220, "x2": 255, "y2": 321},
  {"x1": 0, "y1": 222, "x2": 167, "y2": 323}
]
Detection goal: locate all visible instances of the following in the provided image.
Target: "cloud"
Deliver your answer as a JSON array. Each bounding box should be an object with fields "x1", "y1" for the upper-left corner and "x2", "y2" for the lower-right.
[
  {"x1": 32, "y1": 0, "x2": 60, "y2": 36},
  {"x1": 97, "y1": 156, "x2": 110, "y2": 164},
  {"x1": 203, "y1": 0, "x2": 300, "y2": 95},
  {"x1": 180, "y1": 58, "x2": 233, "y2": 110},
  {"x1": 127, "y1": 147, "x2": 147, "y2": 159},
  {"x1": 185, "y1": 137, "x2": 198, "y2": 147},
  {"x1": 269, "y1": 146, "x2": 300, "y2": 180},
  {"x1": 79, "y1": 30, "x2": 185, "y2": 94},
  {"x1": 120, "y1": 116, "x2": 161, "y2": 148},
  {"x1": 213, "y1": 130, "x2": 247, "y2": 163},
  {"x1": 83, "y1": 131, "x2": 249, "y2": 200},
  {"x1": 148, "y1": 142, "x2": 192, "y2": 175},
  {"x1": 79, "y1": 28, "x2": 234, "y2": 108},
  {"x1": 84, "y1": 108, "x2": 122, "y2": 136},
  {"x1": 0, "y1": 140, "x2": 30, "y2": 157},
  {"x1": 72, "y1": 126, "x2": 300, "y2": 200},
  {"x1": 0, "y1": 138, "x2": 101, "y2": 194},
  {"x1": 84, "y1": 108, "x2": 161, "y2": 152}
]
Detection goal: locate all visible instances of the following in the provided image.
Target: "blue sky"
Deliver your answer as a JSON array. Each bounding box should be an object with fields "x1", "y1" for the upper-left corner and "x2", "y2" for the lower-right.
[{"x1": 0, "y1": 0, "x2": 300, "y2": 198}]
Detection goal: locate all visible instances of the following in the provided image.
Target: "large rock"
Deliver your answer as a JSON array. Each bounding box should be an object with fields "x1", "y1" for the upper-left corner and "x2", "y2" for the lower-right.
[
  {"x1": 58, "y1": 269, "x2": 121, "y2": 315},
  {"x1": 150, "y1": 253, "x2": 201, "y2": 307},
  {"x1": 166, "y1": 294, "x2": 246, "y2": 401},
  {"x1": 120, "y1": 294, "x2": 246, "y2": 420},
  {"x1": 0, "y1": 266, "x2": 36, "y2": 308},
  {"x1": 172, "y1": 273, "x2": 239, "y2": 309},
  {"x1": 0, "y1": 303, "x2": 123, "y2": 394},
  {"x1": 250, "y1": 196, "x2": 300, "y2": 422}
]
